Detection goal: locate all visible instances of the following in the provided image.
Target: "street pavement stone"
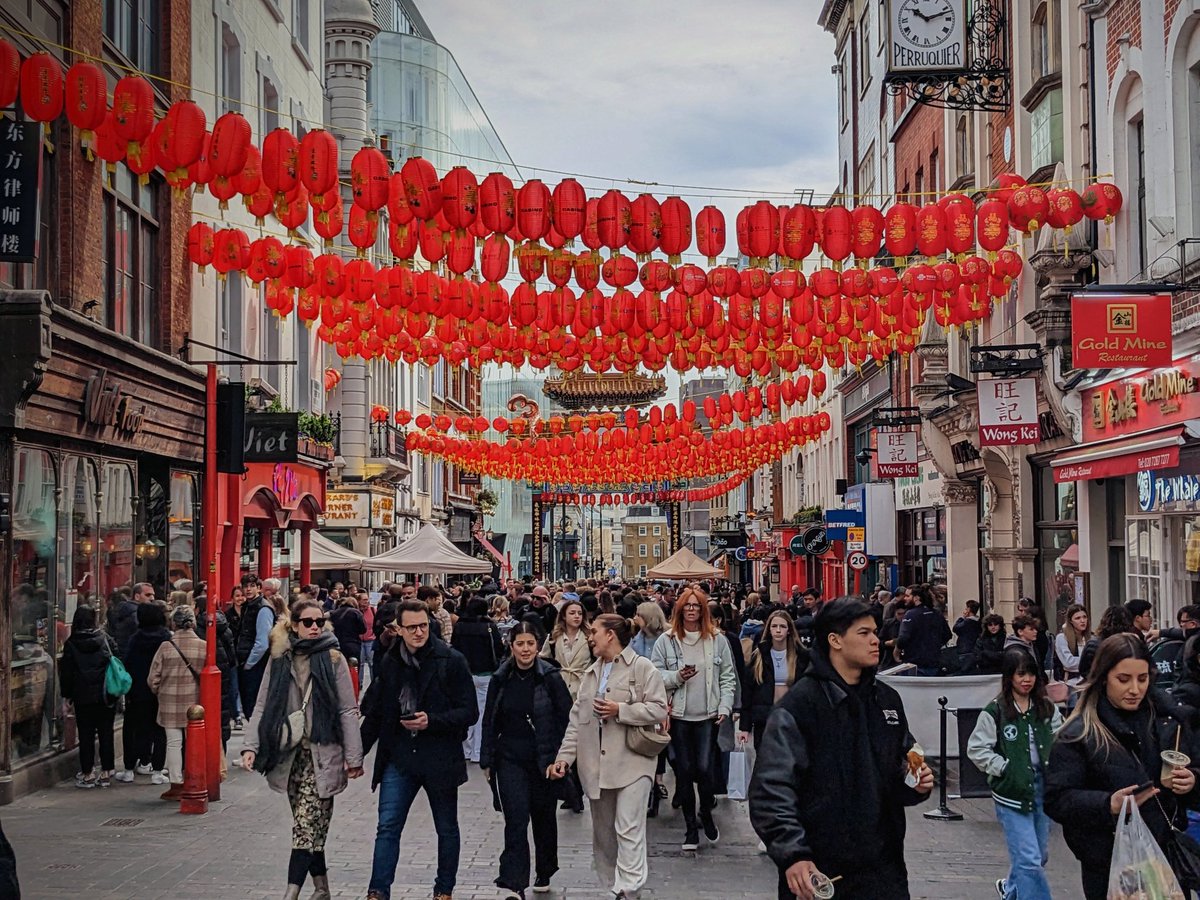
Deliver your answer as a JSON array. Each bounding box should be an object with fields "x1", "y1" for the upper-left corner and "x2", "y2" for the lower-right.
[{"x1": 5, "y1": 750, "x2": 1085, "y2": 899}]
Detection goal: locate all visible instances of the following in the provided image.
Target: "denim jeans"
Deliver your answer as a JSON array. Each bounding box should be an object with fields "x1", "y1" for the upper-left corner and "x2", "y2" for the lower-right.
[
  {"x1": 369, "y1": 762, "x2": 461, "y2": 898},
  {"x1": 994, "y1": 771, "x2": 1053, "y2": 900}
]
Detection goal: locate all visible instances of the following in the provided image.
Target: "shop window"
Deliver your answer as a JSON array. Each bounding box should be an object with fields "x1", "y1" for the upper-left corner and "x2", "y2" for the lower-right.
[
  {"x1": 137, "y1": 468, "x2": 169, "y2": 589},
  {"x1": 102, "y1": 164, "x2": 160, "y2": 347},
  {"x1": 1107, "y1": 478, "x2": 1127, "y2": 609},
  {"x1": 1127, "y1": 518, "x2": 1163, "y2": 613},
  {"x1": 168, "y1": 471, "x2": 198, "y2": 587},
  {"x1": 899, "y1": 508, "x2": 946, "y2": 587},
  {"x1": 99, "y1": 463, "x2": 135, "y2": 603},
  {"x1": 60, "y1": 456, "x2": 99, "y2": 619},
  {"x1": 10, "y1": 447, "x2": 58, "y2": 762},
  {"x1": 1035, "y1": 466, "x2": 1078, "y2": 624}
]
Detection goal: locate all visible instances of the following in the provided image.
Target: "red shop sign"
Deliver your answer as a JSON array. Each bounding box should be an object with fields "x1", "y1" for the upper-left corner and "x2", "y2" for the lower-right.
[
  {"x1": 1071, "y1": 292, "x2": 1172, "y2": 369},
  {"x1": 1052, "y1": 443, "x2": 1179, "y2": 484},
  {"x1": 1083, "y1": 357, "x2": 1200, "y2": 442}
]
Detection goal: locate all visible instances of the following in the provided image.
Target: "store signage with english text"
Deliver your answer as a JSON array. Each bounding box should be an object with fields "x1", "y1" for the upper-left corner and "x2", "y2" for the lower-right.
[
  {"x1": 1071, "y1": 293, "x2": 1172, "y2": 368},
  {"x1": 1084, "y1": 357, "x2": 1200, "y2": 442},
  {"x1": 1052, "y1": 447, "x2": 1179, "y2": 484},
  {"x1": 324, "y1": 491, "x2": 369, "y2": 528},
  {"x1": 874, "y1": 431, "x2": 918, "y2": 479},
  {"x1": 978, "y1": 378, "x2": 1041, "y2": 446}
]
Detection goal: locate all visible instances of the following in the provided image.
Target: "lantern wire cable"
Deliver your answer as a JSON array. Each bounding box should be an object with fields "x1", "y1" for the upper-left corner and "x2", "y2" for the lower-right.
[{"x1": 1, "y1": 22, "x2": 1114, "y2": 203}]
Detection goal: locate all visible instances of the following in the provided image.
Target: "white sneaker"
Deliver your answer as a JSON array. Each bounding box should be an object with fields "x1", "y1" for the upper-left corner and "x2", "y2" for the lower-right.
[
  {"x1": 114, "y1": 770, "x2": 135, "y2": 783},
  {"x1": 757, "y1": 839, "x2": 767, "y2": 854},
  {"x1": 134, "y1": 763, "x2": 153, "y2": 775},
  {"x1": 151, "y1": 772, "x2": 169, "y2": 785}
]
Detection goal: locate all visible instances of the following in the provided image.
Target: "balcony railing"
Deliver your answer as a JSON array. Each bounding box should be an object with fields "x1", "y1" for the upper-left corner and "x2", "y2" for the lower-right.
[{"x1": 370, "y1": 422, "x2": 409, "y2": 467}]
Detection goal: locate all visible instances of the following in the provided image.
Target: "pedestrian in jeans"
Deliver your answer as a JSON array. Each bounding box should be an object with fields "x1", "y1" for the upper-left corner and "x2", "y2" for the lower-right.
[
  {"x1": 242, "y1": 599, "x2": 364, "y2": 900},
  {"x1": 115, "y1": 602, "x2": 171, "y2": 784},
  {"x1": 549, "y1": 614, "x2": 669, "y2": 899},
  {"x1": 481, "y1": 621, "x2": 572, "y2": 899},
  {"x1": 60, "y1": 605, "x2": 119, "y2": 789},
  {"x1": 968, "y1": 647, "x2": 1063, "y2": 900},
  {"x1": 148, "y1": 606, "x2": 206, "y2": 800},
  {"x1": 235, "y1": 575, "x2": 277, "y2": 721},
  {"x1": 650, "y1": 585, "x2": 737, "y2": 851},
  {"x1": 361, "y1": 599, "x2": 477, "y2": 900}
]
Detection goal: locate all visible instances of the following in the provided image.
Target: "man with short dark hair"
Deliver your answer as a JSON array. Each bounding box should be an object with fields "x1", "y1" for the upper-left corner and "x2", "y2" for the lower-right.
[
  {"x1": 107, "y1": 582, "x2": 154, "y2": 659},
  {"x1": 362, "y1": 600, "x2": 477, "y2": 900},
  {"x1": 750, "y1": 598, "x2": 933, "y2": 898},
  {"x1": 234, "y1": 575, "x2": 273, "y2": 719},
  {"x1": 1125, "y1": 598, "x2": 1157, "y2": 640},
  {"x1": 896, "y1": 585, "x2": 952, "y2": 676}
]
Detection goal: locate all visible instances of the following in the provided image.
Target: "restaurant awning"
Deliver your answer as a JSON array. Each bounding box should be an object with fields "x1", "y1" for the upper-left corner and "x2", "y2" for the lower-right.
[{"x1": 1050, "y1": 425, "x2": 1191, "y2": 484}]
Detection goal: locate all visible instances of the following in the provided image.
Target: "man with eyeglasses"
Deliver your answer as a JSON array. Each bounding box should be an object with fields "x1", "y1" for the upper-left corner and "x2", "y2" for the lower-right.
[{"x1": 361, "y1": 599, "x2": 477, "y2": 900}]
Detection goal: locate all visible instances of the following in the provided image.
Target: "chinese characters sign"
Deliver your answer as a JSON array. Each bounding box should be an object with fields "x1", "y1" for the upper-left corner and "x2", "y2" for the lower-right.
[
  {"x1": 0, "y1": 121, "x2": 41, "y2": 262},
  {"x1": 1071, "y1": 292, "x2": 1172, "y2": 368},
  {"x1": 978, "y1": 378, "x2": 1041, "y2": 445},
  {"x1": 874, "y1": 430, "x2": 918, "y2": 479}
]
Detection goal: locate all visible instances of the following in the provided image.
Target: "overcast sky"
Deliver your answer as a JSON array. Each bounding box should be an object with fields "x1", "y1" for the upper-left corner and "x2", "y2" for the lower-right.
[{"x1": 417, "y1": 1, "x2": 840, "y2": 220}]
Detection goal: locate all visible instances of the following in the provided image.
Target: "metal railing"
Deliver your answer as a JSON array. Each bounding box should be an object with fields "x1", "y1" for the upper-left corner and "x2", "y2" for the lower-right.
[{"x1": 369, "y1": 422, "x2": 409, "y2": 466}]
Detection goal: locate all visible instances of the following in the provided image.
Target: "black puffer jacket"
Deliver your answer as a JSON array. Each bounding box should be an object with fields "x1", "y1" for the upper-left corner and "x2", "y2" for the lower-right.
[
  {"x1": 479, "y1": 656, "x2": 572, "y2": 771},
  {"x1": 976, "y1": 629, "x2": 1007, "y2": 674},
  {"x1": 106, "y1": 599, "x2": 138, "y2": 660},
  {"x1": 60, "y1": 629, "x2": 119, "y2": 707},
  {"x1": 124, "y1": 626, "x2": 172, "y2": 704},
  {"x1": 748, "y1": 652, "x2": 926, "y2": 875},
  {"x1": 329, "y1": 604, "x2": 366, "y2": 663},
  {"x1": 1045, "y1": 697, "x2": 1200, "y2": 876},
  {"x1": 360, "y1": 636, "x2": 478, "y2": 790},
  {"x1": 451, "y1": 615, "x2": 505, "y2": 675},
  {"x1": 740, "y1": 642, "x2": 810, "y2": 738}
]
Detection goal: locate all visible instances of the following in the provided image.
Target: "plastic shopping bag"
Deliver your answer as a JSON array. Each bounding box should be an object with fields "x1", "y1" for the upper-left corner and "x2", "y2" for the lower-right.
[
  {"x1": 1107, "y1": 795, "x2": 1186, "y2": 900},
  {"x1": 727, "y1": 749, "x2": 751, "y2": 801}
]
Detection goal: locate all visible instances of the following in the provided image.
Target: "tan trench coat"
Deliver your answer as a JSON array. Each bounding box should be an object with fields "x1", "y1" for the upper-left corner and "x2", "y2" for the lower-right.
[{"x1": 556, "y1": 645, "x2": 668, "y2": 799}]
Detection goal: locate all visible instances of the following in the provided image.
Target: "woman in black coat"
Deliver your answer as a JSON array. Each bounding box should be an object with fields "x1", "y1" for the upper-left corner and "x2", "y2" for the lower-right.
[
  {"x1": 739, "y1": 610, "x2": 808, "y2": 748},
  {"x1": 329, "y1": 594, "x2": 366, "y2": 665},
  {"x1": 60, "y1": 605, "x2": 119, "y2": 788},
  {"x1": 976, "y1": 614, "x2": 1008, "y2": 675},
  {"x1": 117, "y1": 602, "x2": 172, "y2": 782},
  {"x1": 1045, "y1": 633, "x2": 1200, "y2": 899},
  {"x1": 479, "y1": 621, "x2": 572, "y2": 900}
]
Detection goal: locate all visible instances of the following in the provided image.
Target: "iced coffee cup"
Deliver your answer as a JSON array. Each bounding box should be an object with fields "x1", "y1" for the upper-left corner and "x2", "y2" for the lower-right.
[{"x1": 1161, "y1": 749, "x2": 1190, "y2": 785}]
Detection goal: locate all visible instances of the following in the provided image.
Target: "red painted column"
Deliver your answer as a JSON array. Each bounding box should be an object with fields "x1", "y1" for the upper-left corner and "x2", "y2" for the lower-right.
[
  {"x1": 258, "y1": 528, "x2": 273, "y2": 578},
  {"x1": 299, "y1": 527, "x2": 311, "y2": 587},
  {"x1": 200, "y1": 366, "x2": 222, "y2": 803}
]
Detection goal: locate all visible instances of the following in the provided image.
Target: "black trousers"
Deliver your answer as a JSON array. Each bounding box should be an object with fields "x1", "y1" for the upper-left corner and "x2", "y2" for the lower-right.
[
  {"x1": 777, "y1": 856, "x2": 909, "y2": 899},
  {"x1": 495, "y1": 758, "x2": 558, "y2": 892},
  {"x1": 669, "y1": 718, "x2": 718, "y2": 823},
  {"x1": 1081, "y1": 862, "x2": 1107, "y2": 900},
  {"x1": 239, "y1": 658, "x2": 267, "y2": 719},
  {"x1": 75, "y1": 702, "x2": 116, "y2": 774},
  {"x1": 122, "y1": 697, "x2": 166, "y2": 771}
]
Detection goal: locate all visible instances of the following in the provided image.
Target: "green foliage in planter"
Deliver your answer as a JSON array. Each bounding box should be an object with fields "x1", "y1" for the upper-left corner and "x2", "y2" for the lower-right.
[{"x1": 298, "y1": 412, "x2": 337, "y2": 446}]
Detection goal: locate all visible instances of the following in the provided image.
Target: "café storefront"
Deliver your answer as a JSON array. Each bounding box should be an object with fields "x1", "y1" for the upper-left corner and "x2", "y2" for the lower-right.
[{"x1": 0, "y1": 293, "x2": 205, "y2": 799}]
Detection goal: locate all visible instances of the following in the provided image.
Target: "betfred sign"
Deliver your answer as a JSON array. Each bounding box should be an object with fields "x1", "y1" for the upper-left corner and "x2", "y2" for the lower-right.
[
  {"x1": 874, "y1": 431, "x2": 918, "y2": 479},
  {"x1": 978, "y1": 378, "x2": 1041, "y2": 446},
  {"x1": 1071, "y1": 293, "x2": 1172, "y2": 368}
]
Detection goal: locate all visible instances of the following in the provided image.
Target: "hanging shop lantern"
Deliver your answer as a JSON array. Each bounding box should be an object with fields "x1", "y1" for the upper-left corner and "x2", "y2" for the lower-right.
[
  {"x1": 285, "y1": 246, "x2": 315, "y2": 289},
  {"x1": 628, "y1": 193, "x2": 662, "y2": 261},
  {"x1": 112, "y1": 75, "x2": 155, "y2": 157},
  {"x1": 1046, "y1": 188, "x2": 1084, "y2": 233},
  {"x1": 64, "y1": 62, "x2": 107, "y2": 147},
  {"x1": 209, "y1": 111, "x2": 251, "y2": 178},
  {"x1": 1092, "y1": 182, "x2": 1124, "y2": 223},
  {"x1": 656, "y1": 196, "x2": 692, "y2": 264},
  {"x1": 161, "y1": 100, "x2": 207, "y2": 175},
  {"x1": 480, "y1": 171, "x2": 516, "y2": 234},
  {"x1": 440, "y1": 166, "x2": 479, "y2": 230},
  {"x1": 20, "y1": 52, "x2": 63, "y2": 129},
  {"x1": 234, "y1": 144, "x2": 262, "y2": 196},
  {"x1": 942, "y1": 194, "x2": 976, "y2": 257},
  {"x1": 696, "y1": 205, "x2": 726, "y2": 266},
  {"x1": 348, "y1": 204, "x2": 378, "y2": 256},
  {"x1": 351, "y1": 145, "x2": 390, "y2": 213},
  {"x1": 551, "y1": 177, "x2": 586, "y2": 240},
  {"x1": 480, "y1": 234, "x2": 510, "y2": 283},
  {"x1": 187, "y1": 222, "x2": 215, "y2": 271},
  {"x1": 746, "y1": 200, "x2": 780, "y2": 263},
  {"x1": 261, "y1": 127, "x2": 300, "y2": 198},
  {"x1": 915, "y1": 204, "x2": 948, "y2": 259},
  {"x1": 781, "y1": 204, "x2": 817, "y2": 264},
  {"x1": 597, "y1": 189, "x2": 631, "y2": 254},
  {"x1": 516, "y1": 178, "x2": 551, "y2": 241},
  {"x1": 212, "y1": 228, "x2": 251, "y2": 278},
  {"x1": 850, "y1": 205, "x2": 885, "y2": 262},
  {"x1": 299, "y1": 129, "x2": 339, "y2": 195},
  {"x1": 975, "y1": 198, "x2": 1009, "y2": 256},
  {"x1": 884, "y1": 202, "x2": 918, "y2": 261},
  {"x1": 821, "y1": 205, "x2": 853, "y2": 264},
  {"x1": 1007, "y1": 185, "x2": 1050, "y2": 234}
]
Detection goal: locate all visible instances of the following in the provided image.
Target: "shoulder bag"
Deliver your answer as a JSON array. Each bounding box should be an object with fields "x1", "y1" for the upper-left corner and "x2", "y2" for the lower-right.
[
  {"x1": 103, "y1": 640, "x2": 133, "y2": 702},
  {"x1": 167, "y1": 639, "x2": 200, "y2": 682},
  {"x1": 280, "y1": 678, "x2": 314, "y2": 753},
  {"x1": 624, "y1": 658, "x2": 670, "y2": 758}
]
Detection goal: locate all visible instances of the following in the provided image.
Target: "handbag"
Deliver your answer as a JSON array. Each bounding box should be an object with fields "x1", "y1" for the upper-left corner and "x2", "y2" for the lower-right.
[
  {"x1": 104, "y1": 653, "x2": 133, "y2": 702},
  {"x1": 623, "y1": 660, "x2": 671, "y2": 758},
  {"x1": 280, "y1": 679, "x2": 314, "y2": 753}
]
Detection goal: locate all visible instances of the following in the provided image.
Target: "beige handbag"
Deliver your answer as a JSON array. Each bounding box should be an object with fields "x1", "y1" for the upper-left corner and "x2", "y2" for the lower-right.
[{"x1": 624, "y1": 661, "x2": 670, "y2": 758}]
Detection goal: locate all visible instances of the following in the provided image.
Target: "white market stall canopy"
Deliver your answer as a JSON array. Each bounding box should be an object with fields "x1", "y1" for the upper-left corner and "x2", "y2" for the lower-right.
[
  {"x1": 646, "y1": 546, "x2": 723, "y2": 581},
  {"x1": 361, "y1": 523, "x2": 493, "y2": 575},
  {"x1": 308, "y1": 530, "x2": 368, "y2": 571}
]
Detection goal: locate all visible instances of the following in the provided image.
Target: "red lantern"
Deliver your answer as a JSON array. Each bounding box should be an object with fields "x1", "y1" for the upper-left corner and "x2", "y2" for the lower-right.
[
  {"x1": 915, "y1": 204, "x2": 948, "y2": 258},
  {"x1": 976, "y1": 198, "x2": 1009, "y2": 255},
  {"x1": 1094, "y1": 182, "x2": 1124, "y2": 223},
  {"x1": 1046, "y1": 188, "x2": 1084, "y2": 233},
  {"x1": 209, "y1": 111, "x2": 251, "y2": 178},
  {"x1": 440, "y1": 166, "x2": 479, "y2": 230},
  {"x1": 0, "y1": 40, "x2": 18, "y2": 110},
  {"x1": 628, "y1": 193, "x2": 662, "y2": 260},
  {"x1": 516, "y1": 179, "x2": 551, "y2": 241},
  {"x1": 262, "y1": 127, "x2": 300, "y2": 198},
  {"x1": 112, "y1": 76, "x2": 154, "y2": 155},
  {"x1": 821, "y1": 205, "x2": 852, "y2": 263},
  {"x1": 480, "y1": 172, "x2": 516, "y2": 234},
  {"x1": 299, "y1": 129, "x2": 339, "y2": 195},
  {"x1": 657, "y1": 196, "x2": 692, "y2": 263},
  {"x1": 850, "y1": 205, "x2": 885, "y2": 261},
  {"x1": 884, "y1": 203, "x2": 918, "y2": 260},
  {"x1": 351, "y1": 145, "x2": 390, "y2": 213},
  {"x1": 597, "y1": 189, "x2": 631, "y2": 254},
  {"x1": 696, "y1": 205, "x2": 726, "y2": 265},
  {"x1": 234, "y1": 144, "x2": 262, "y2": 196},
  {"x1": 481, "y1": 235, "x2": 510, "y2": 283},
  {"x1": 188, "y1": 222, "x2": 215, "y2": 271},
  {"x1": 389, "y1": 220, "x2": 419, "y2": 261},
  {"x1": 401, "y1": 156, "x2": 443, "y2": 219},
  {"x1": 20, "y1": 52, "x2": 63, "y2": 128},
  {"x1": 942, "y1": 195, "x2": 976, "y2": 257},
  {"x1": 212, "y1": 228, "x2": 250, "y2": 277},
  {"x1": 1008, "y1": 185, "x2": 1050, "y2": 234},
  {"x1": 64, "y1": 62, "x2": 107, "y2": 145},
  {"x1": 348, "y1": 204, "x2": 378, "y2": 255},
  {"x1": 285, "y1": 246, "x2": 315, "y2": 289},
  {"x1": 551, "y1": 178, "x2": 587, "y2": 240},
  {"x1": 746, "y1": 200, "x2": 780, "y2": 262},
  {"x1": 781, "y1": 205, "x2": 817, "y2": 263}
]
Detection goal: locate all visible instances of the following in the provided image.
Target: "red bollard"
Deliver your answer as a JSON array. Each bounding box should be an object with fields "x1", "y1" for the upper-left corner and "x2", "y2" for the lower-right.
[
  {"x1": 180, "y1": 705, "x2": 209, "y2": 815},
  {"x1": 349, "y1": 658, "x2": 360, "y2": 699}
]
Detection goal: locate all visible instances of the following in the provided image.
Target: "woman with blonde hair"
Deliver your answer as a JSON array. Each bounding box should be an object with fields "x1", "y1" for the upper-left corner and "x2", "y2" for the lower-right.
[
  {"x1": 650, "y1": 584, "x2": 737, "y2": 851},
  {"x1": 1054, "y1": 603, "x2": 1089, "y2": 691},
  {"x1": 630, "y1": 601, "x2": 667, "y2": 659},
  {"x1": 739, "y1": 610, "x2": 807, "y2": 749},
  {"x1": 541, "y1": 598, "x2": 593, "y2": 699}
]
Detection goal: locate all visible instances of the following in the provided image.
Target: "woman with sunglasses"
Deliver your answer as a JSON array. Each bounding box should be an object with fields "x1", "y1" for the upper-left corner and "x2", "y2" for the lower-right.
[
  {"x1": 650, "y1": 585, "x2": 737, "y2": 852},
  {"x1": 242, "y1": 598, "x2": 364, "y2": 900}
]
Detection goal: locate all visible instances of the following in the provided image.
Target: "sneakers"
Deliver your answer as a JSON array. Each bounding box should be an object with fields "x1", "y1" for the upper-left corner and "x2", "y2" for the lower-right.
[
  {"x1": 134, "y1": 763, "x2": 153, "y2": 775},
  {"x1": 532, "y1": 876, "x2": 551, "y2": 893},
  {"x1": 699, "y1": 810, "x2": 719, "y2": 843},
  {"x1": 74, "y1": 773, "x2": 96, "y2": 790},
  {"x1": 151, "y1": 771, "x2": 169, "y2": 785},
  {"x1": 682, "y1": 825, "x2": 700, "y2": 852},
  {"x1": 498, "y1": 889, "x2": 523, "y2": 900},
  {"x1": 97, "y1": 773, "x2": 111, "y2": 788},
  {"x1": 757, "y1": 839, "x2": 767, "y2": 854},
  {"x1": 995, "y1": 879, "x2": 1006, "y2": 898},
  {"x1": 114, "y1": 770, "x2": 135, "y2": 783},
  {"x1": 233, "y1": 715, "x2": 245, "y2": 731}
]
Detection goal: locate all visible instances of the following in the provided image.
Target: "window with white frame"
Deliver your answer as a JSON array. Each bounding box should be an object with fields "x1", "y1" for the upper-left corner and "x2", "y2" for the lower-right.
[
  {"x1": 261, "y1": 76, "x2": 280, "y2": 137},
  {"x1": 638, "y1": 525, "x2": 647, "y2": 536},
  {"x1": 653, "y1": 525, "x2": 661, "y2": 536},
  {"x1": 955, "y1": 115, "x2": 974, "y2": 181},
  {"x1": 294, "y1": 0, "x2": 310, "y2": 54},
  {"x1": 639, "y1": 544, "x2": 647, "y2": 558},
  {"x1": 859, "y1": 11, "x2": 871, "y2": 87},
  {"x1": 639, "y1": 565, "x2": 648, "y2": 577},
  {"x1": 220, "y1": 23, "x2": 241, "y2": 113},
  {"x1": 653, "y1": 544, "x2": 662, "y2": 558}
]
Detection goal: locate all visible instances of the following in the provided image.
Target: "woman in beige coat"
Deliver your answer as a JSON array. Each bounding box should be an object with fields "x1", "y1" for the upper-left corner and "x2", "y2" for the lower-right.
[
  {"x1": 549, "y1": 614, "x2": 668, "y2": 899},
  {"x1": 242, "y1": 598, "x2": 363, "y2": 900},
  {"x1": 540, "y1": 598, "x2": 593, "y2": 699},
  {"x1": 148, "y1": 605, "x2": 206, "y2": 800}
]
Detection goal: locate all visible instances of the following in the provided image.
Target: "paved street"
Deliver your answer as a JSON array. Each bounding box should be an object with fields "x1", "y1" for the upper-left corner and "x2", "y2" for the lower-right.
[{"x1": 4, "y1": 748, "x2": 1083, "y2": 899}]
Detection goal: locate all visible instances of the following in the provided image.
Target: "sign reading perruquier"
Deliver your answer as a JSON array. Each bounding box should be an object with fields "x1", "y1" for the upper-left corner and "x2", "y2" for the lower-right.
[{"x1": 0, "y1": 121, "x2": 42, "y2": 262}]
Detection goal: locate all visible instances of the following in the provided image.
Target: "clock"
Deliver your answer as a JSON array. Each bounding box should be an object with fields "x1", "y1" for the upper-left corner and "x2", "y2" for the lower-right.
[{"x1": 897, "y1": 0, "x2": 958, "y2": 48}]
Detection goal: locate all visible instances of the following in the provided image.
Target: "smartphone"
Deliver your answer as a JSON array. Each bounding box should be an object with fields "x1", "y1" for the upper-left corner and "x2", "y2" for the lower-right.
[
  {"x1": 1134, "y1": 781, "x2": 1156, "y2": 794},
  {"x1": 399, "y1": 712, "x2": 419, "y2": 721}
]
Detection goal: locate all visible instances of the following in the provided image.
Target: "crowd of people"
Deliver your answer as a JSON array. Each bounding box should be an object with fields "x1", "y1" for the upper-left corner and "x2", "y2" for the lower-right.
[{"x1": 50, "y1": 571, "x2": 1200, "y2": 900}]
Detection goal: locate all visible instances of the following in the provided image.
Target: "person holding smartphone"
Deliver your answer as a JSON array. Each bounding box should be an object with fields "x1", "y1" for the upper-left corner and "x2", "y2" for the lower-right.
[
  {"x1": 650, "y1": 585, "x2": 737, "y2": 852},
  {"x1": 1046, "y1": 633, "x2": 1200, "y2": 899}
]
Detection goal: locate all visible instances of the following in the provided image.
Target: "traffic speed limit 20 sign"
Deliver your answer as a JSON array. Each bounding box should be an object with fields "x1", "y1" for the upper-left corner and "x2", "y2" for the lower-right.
[{"x1": 847, "y1": 551, "x2": 869, "y2": 571}]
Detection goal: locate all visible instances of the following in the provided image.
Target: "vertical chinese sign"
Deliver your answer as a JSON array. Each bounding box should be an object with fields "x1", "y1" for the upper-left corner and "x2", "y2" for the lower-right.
[
  {"x1": 978, "y1": 378, "x2": 1042, "y2": 446},
  {"x1": 874, "y1": 430, "x2": 918, "y2": 478},
  {"x1": 0, "y1": 121, "x2": 42, "y2": 262}
]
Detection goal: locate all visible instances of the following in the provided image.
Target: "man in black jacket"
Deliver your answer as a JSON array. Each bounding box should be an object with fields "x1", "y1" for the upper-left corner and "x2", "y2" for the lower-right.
[
  {"x1": 895, "y1": 585, "x2": 951, "y2": 676},
  {"x1": 361, "y1": 599, "x2": 478, "y2": 900},
  {"x1": 749, "y1": 598, "x2": 933, "y2": 899}
]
